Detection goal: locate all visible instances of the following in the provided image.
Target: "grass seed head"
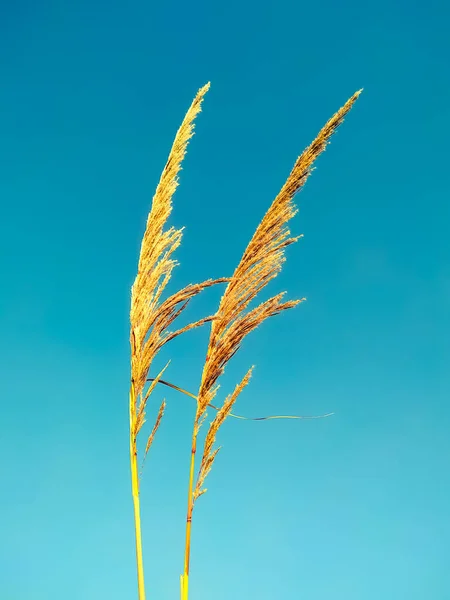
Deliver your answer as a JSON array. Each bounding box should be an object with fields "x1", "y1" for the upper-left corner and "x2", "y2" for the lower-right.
[
  {"x1": 191, "y1": 90, "x2": 361, "y2": 497},
  {"x1": 130, "y1": 83, "x2": 211, "y2": 400}
]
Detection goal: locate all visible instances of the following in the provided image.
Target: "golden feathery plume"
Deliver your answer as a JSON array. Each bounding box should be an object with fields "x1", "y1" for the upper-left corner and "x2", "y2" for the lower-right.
[
  {"x1": 196, "y1": 89, "x2": 362, "y2": 421},
  {"x1": 180, "y1": 89, "x2": 361, "y2": 600},
  {"x1": 130, "y1": 81, "x2": 227, "y2": 401},
  {"x1": 128, "y1": 82, "x2": 227, "y2": 600}
]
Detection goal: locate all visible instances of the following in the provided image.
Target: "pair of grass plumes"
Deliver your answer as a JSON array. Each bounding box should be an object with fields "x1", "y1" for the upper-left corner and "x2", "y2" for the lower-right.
[{"x1": 129, "y1": 82, "x2": 361, "y2": 600}]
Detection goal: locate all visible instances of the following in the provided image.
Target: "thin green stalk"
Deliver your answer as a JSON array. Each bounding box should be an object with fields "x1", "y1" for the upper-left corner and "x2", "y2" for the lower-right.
[
  {"x1": 130, "y1": 383, "x2": 146, "y2": 600},
  {"x1": 181, "y1": 425, "x2": 197, "y2": 600}
]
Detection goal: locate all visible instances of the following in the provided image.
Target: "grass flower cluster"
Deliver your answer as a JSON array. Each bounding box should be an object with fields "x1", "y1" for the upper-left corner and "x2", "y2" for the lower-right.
[{"x1": 128, "y1": 82, "x2": 361, "y2": 600}]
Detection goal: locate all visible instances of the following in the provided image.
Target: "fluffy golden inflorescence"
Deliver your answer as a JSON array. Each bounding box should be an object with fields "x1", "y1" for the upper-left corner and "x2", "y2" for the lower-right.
[
  {"x1": 192, "y1": 89, "x2": 362, "y2": 497},
  {"x1": 130, "y1": 83, "x2": 211, "y2": 399},
  {"x1": 129, "y1": 83, "x2": 227, "y2": 455}
]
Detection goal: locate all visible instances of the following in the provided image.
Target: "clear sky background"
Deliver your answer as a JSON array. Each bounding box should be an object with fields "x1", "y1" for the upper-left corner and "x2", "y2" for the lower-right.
[{"x1": 1, "y1": 1, "x2": 449, "y2": 599}]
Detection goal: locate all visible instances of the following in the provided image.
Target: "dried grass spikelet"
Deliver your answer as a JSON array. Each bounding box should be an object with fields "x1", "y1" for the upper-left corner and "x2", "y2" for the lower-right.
[
  {"x1": 194, "y1": 88, "x2": 362, "y2": 493},
  {"x1": 140, "y1": 398, "x2": 166, "y2": 478},
  {"x1": 181, "y1": 89, "x2": 361, "y2": 600},
  {"x1": 194, "y1": 368, "x2": 253, "y2": 500},
  {"x1": 128, "y1": 83, "x2": 226, "y2": 600},
  {"x1": 129, "y1": 82, "x2": 227, "y2": 444}
]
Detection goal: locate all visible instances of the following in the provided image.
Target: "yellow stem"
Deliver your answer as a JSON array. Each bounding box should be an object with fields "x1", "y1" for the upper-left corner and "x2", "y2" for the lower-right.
[
  {"x1": 130, "y1": 384, "x2": 146, "y2": 600},
  {"x1": 181, "y1": 427, "x2": 198, "y2": 600}
]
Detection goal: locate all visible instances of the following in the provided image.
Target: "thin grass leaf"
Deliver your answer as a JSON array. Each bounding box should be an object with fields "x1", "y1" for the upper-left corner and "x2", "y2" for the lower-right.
[{"x1": 146, "y1": 376, "x2": 334, "y2": 420}]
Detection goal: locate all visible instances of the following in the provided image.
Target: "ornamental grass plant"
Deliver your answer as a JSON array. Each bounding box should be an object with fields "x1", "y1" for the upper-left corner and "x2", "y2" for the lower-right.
[{"x1": 128, "y1": 82, "x2": 361, "y2": 600}]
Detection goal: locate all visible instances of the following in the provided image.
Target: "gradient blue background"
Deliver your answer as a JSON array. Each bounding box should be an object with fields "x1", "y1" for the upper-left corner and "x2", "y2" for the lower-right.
[{"x1": 1, "y1": 1, "x2": 449, "y2": 598}]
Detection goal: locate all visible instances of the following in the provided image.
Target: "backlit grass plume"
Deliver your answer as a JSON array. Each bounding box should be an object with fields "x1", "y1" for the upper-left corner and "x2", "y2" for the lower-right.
[
  {"x1": 128, "y1": 82, "x2": 228, "y2": 600},
  {"x1": 180, "y1": 89, "x2": 362, "y2": 600}
]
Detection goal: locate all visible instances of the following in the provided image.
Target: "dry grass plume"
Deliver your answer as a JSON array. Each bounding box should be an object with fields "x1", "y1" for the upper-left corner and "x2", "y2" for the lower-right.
[
  {"x1": 180, "y1": 88, "x2": 362, "y2": 600},
  {"x1": 128, "y1": 83, "x2": 227, "y2": 600},
  {"x1": 123, "y1": 80, "x2": 361, "y2": 600}
]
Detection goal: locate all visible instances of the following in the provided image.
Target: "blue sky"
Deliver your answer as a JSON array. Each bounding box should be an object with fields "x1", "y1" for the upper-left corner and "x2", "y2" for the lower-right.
[{"x1": 1, "y1": 0, "x2": 449, "y2": 599}]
